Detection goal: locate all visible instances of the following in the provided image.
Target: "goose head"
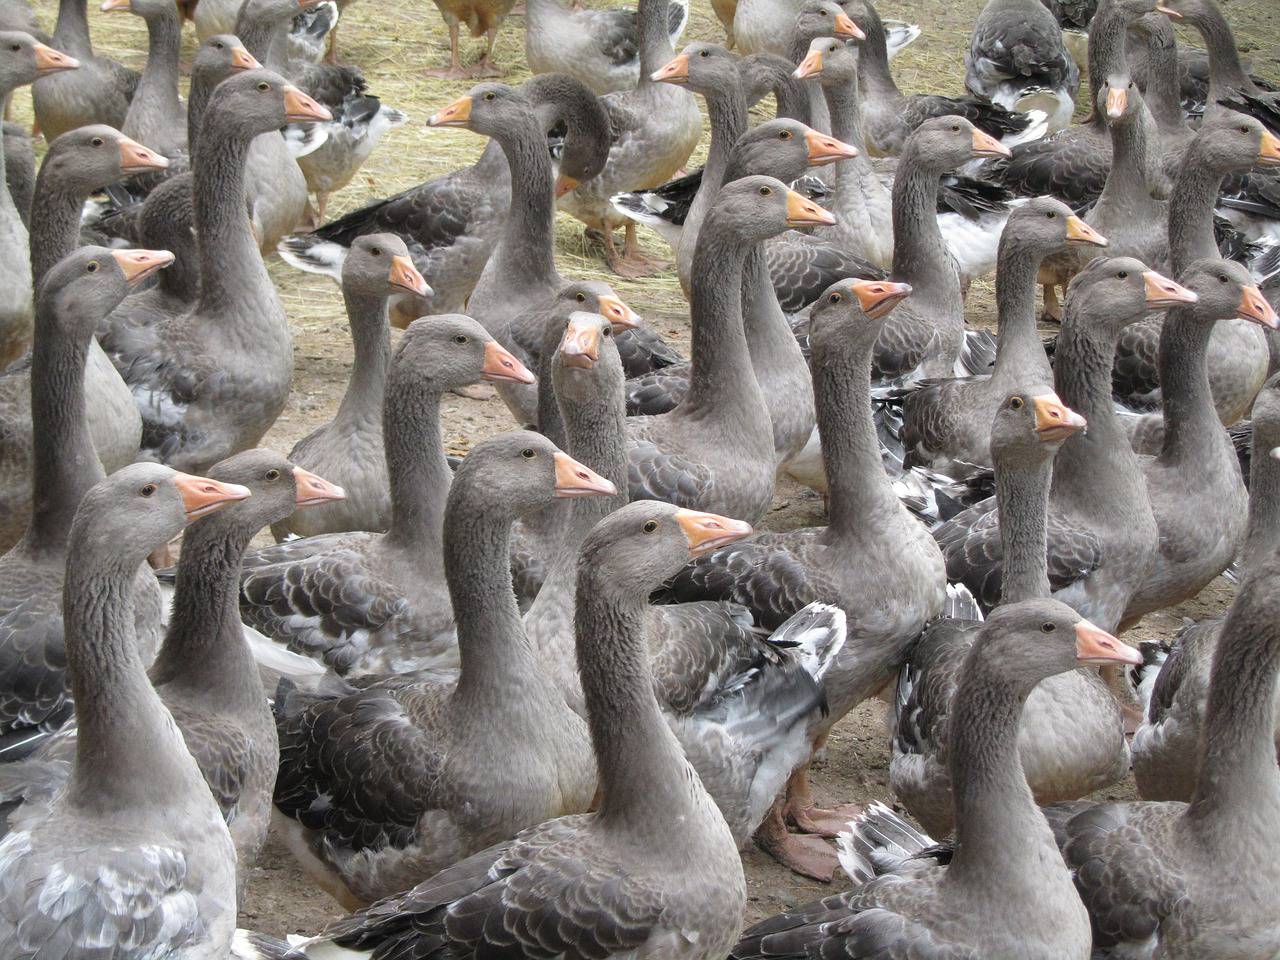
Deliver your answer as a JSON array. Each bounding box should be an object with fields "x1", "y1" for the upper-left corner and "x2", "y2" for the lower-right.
[
  {"x1": 992, "y1": 388, "x2": 1087, "y2": 459},
  {"x1": 193, "y1": 34, "x2": 260, "y2": 83},
  {"x1": 809, "y1": 277, "x2": 913, "y2": 352},
  {"x1": 907, "y1": 116, "x2": 1011, "y2": 173},
  {"x1": 1175, "y1": 259, "x2": 1279, "y2": 330},
  {"x1": 793, "y1": 35, "x2": 858, "y2": 85},
  {"x1": 203, "y1": 69, "x2": 331, "y2": 141},
  {"x1": 521, "y1": 73, "x2": 612, "y2": 196},
  {"x1": 1064, "y1": 256, "x2": 1197, "y2": 333},
  {"x1": 393, "y1": 314, "x2": 535, "y2": 394},
  {"x1": 1191, "y1": 112, "x2": 1280, "y2": 173},
  {"x1": 712, "y1": 175, "x2": 836, "y2": 243},
  {"x1": 652, "y1": 42, "x2": 738, "y2": 94},
  {"x1": 41, "y1": 125, "x2": 169, "y2": 191},
  {"x1": 793, "y1": 0, "x2": 864, "y2": 47},
  {"x1": 345, "y1": 233, "x2": 431, "y2": 300},
  {"x1": 554, "y1": 312, "x2": 624, "y2": 411},
  {"x1": 555, "y1": 281, "x2": 640, "y2": 334},
  {"x1": 452, "y1": 431, "x2": 615, "y2": 518},
  {"x1": 195, "y1": 450, "x2": 344, "y2": 534},
  {"x1": 39, "y1": 246, "x2": 174, "y2": 330},
  {"x1": 0, "y1": 30, "x2": 77, "y2": 89},
  {"x1": 1004, "y1": 197, "x2": 1108, "y2": 259}
]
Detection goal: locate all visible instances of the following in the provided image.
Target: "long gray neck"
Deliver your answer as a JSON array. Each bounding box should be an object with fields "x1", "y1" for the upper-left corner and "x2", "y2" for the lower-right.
[
  {"x1": 22, "y1": 300, "x2": 103, "y2": 555},
  {"x1": 824, "y1": 73, "x2": 868, "y2": 151},
  {"x1": 637, "y1": 0, "x2": 674, "y2": 80},
  {"x1": 381, "y1": 378, "x2": 450, "y2": 551},
  {"x1": 946, "y1": 650, "x2": 1050, "y2": 880},
  {"x1": 813, "y1": 328, "x2": 903, "y2": 540},
  {"x1": 891, "y1": 149, "x2": 955, "y2": 300},
  {"x1": 30, "y1": 166, "x2": 88, "y2": 286},
  {"x1": 1085, "y1": 3, "x2": 1131, "y2": 131},
  {"x1": 991, "y1": 235, "x2": 1053, "y2": 387},
  {"x1": 1242, "y1": 412, "x2": 1280, "y2": 573},
  {"x1": 65, "y1": 541, "x2": 194, "y2": 810},
  {"x1": 535, "y1": 327, "x2": 567, "y2": 448},
  {"x1": 1168, "y1": 142, "x2": 1230, "y2": 273},
  {"x1": 148, "y1": 514, "x2": 261, "y2": 711},
  {"x1": 131, "y1": 9, "x2": 184, "y2": 140},
  {"x1": 1157, "y1": 307, "x2": 1221, "y2": 464},
  {"x1": 576, "y1": 562, "x2": 700, "y2": 832},
  {"x1": 1191, "y1": 5, "x2": 1254, "y2": 102},
  {"x1": 773, "y1": 71, "x2": 812, "y2": 123},
  {"x1": 333, "y1": 291, "x2": 390, "y2": 429},
  {"x1": 996, "y1": 454, "x2": 1052, "y2": 603},
  {"x1": 236, "y1": 10, "x2": 288, "y2": 71},
  {"x1": 856, "y1": 8, "x2": 899, "y2": 103},
  {"x1": 1135, "y1": 23, "x2": 1187, "y2": 134},
  {"x1": 1186, "y1": 563, "x2": 1280, "y2": 830},
  {"x1": 700, "y1": 80, "x2": 748, "y2": 201},
  {"x1": 53, "y1": 0, "x2": 92, "y2": 56},
  {"x1": 1098, "y1": 107, "x2": 1154, "y2": 209},
  {"x1": 489, "y1": 116, "x2": 557, "y2": 289}
]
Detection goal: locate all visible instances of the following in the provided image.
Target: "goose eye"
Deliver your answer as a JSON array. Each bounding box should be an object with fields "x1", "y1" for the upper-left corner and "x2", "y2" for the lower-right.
[
  {"x1": 91, "y1": 136, "x2": 104, "y2": 146},
  {"x1": 265, "y1": 468, "x2": 281, "y2": 481},
  {"x1": 602, "y1": 327, "x2": 612, "y2": 337},
  {"x1": 257, "y1": 81, "x2": 269, "y2": 91},
  {"x1": 780, "y1": 130, "x2": 792, "y2": 140},
  {"x1": 521, "y1": 448, "x2": 536, "y2": 459},
  {"x1": 1010, "y1": 396, "x2": 1023, "y2": 409},
  {"x1": 643, "y1": 519, "x2": 658, "y2": 532},
  {"x1": 1046, "y1": 211, "x2": 1056, "y2": 219},
  {"x1": 1240, "y1": 125, "x2": 1250, "y2": 134},
  {"x1": 1117, "y1": 270, "x2": 1128, "y2": 279},
  {"x1": 699, "y1": 49, "x2": 709, "y2": 57},
  {"x1": 1219, "y1": 275, "x2": 1229, "y2": 283},
  {"x1": 576, "y1": 292, "x2": 586, "y2": 302},
  {"x1": 829, "y1": 292, "x2": 842, "y2": 303},
  {"x1": 453, "y1": 334, "x2": 469, "y2": 344},
  {"x1": 759, "y1": 185, "x2": 772, "y2": 196},
  {"x1": 370, "y1": 246, "x2": 381, "y2": 256},
  {"x1": 86, "y1": 261, "x2": 99, "y2": 273},
  {"x1": 10, "y1": 43, "x2": 19, "y2": 51},
  {"x1": 951, "y1": 124, "x2": 960, "y2": 132},
  {"x1": 213, "y1": 40, "x2": 224, "y2": 48},
  {"x1": 140, "y1": 483, "x2": 157, "y2": 497},
  {"x1": 483, "y1": 92, "x2": 496, "y2": 101},
  {"x1": 1040, "y1": 620, "x2": 1056, "y2": 633}
]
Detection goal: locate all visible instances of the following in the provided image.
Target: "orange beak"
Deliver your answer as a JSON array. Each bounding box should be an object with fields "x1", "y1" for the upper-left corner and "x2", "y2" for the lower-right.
[
  {"x1": 229, "y1": 45, "x2": 261, "y2": 71},
  {"x1": 554, "y1": 173, "x2": 580, "y2": 198},
  {"x1": 31, "y1": 42, "x2": 80, "y2": 75},
  {"x1": 1065, "y1": 215, "x2": 1108, "y2": 247},
  {"x1": 480, "y1": 340, "x2": 536, "y2": 385},
  {"x1": 560, "y1": 316, "x2": 602, "y2": 369},
  {"x1": 1258, "y1": 130, "x2": 1280, "y2": 167},
  {"x1": 1105, "y1": 85, "x2": 1127, "y2": 120},
  {"x1": 1075, "y1": 620, "x2": 1143, "y2": 666},
  {"x1": 173, "y1": 472, "x2": 251, "y2": 521},
  {"x1": 848, "y1": 279, "x2": 912, "y2": 319},
  {"x1": 804, "y1": 128, "x2": 858, "y2": 165},
  {"x1": 598, "y1": 293, "x2": 641, "y2": 331},
  {"x1": 552, "y1": 451, "x2": 617, "y2": 497},
  {"x1": 1143, "y1": 270, "x2": 1198, "y2": 308},
  {"x1": 388, "y1": 255, "x2": 430, "y2": 297},
  {"x1": 1237, "y1": 285, "x2": 1280, "y2": 329},
  {"x1": 1031, "y1": 393, "x2": 1087, "y2": 442},
  {"x1": 100, "y1": 0, "x2": 131, "y2": 10},
  {"x1": 793, "y1": 48, "x2": 824, "y2": 79},
  {"x1": 834, "y1": 11, "x2": 864, "y2": 39},
  {"x1": 651, "y1": 53, "x2": 690, "y2": 84},
  {"x1": 971, "y1": 127, "x2": 1011, "y2": 158},
  {"x1": 118, "y1": 136, "x2": 170, "y2": 173},
  {"x1": 292, "y1": 466, "x2": 345, "y2": 506},
  {"x1": 428, "y1": 95, "x2": 472, "y2": 127},
  {"x1": 785, "y1": 188, "x2": 837, "y2": 227},
  {"x1": 675, "y1": 508, "x2": 754, "y2": 557},
  {"x1": 282, "y1": 85, "x2": 332, "y2": 122},
  {"x1": 112, "y1": 248, "x2": 175, "y2": 285},
  {"x1": 1155, "y1": 3, "x2": 1181, "y2": 18}
]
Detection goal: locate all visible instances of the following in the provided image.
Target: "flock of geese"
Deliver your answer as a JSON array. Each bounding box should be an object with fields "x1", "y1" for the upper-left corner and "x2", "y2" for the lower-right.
[{"x1": 0, "y1": 0, "x2": 1277, "y2": 953}]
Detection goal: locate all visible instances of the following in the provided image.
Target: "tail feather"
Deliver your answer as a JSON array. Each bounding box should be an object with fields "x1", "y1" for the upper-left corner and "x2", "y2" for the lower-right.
[
  {"x1": 277, "y1": 235, "x2": 349, "y2": 281},
  {"x1": 836, "y1": 801, "x2": 937, "y2": 884},
  {"x1": 764, "y1": 603, "x2": 846, "y2": 682}
]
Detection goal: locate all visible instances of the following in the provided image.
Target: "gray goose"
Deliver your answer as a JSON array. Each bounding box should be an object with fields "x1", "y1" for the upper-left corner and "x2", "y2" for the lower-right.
[
  {"x1": 893, "y1": 389, "x2": 1130, "y2": 837},
  {"x1": 106, "y1": 0, "x2": 187, "y2": 177},
  {"x1": 0, "y1": 450, "x2": 344, "y2": 906},
  {"x1": 271, "y1": 432, "x2": 613, "y2": 907},
  {"x1": 0, "y1": 247, "x2": 172, "y2": 763},
  {"x1": 272, "y1": 234, "x2": 430, "y2": 541},
  {"x1": 1048, "y1": 526, "x2": 1280, "y2": 958},
  {"x1": 731, "y1": 600, "x2": 1140, "y2": 960},
  {"x1": 292, "y1": 500, "x2": 752, "y2": 959},
  {"x1": 656, "y1": 277, "x2": 946, "y2": 877},
  {"x1": 1132, "y1": 373, "x2": 1280, "y2": 801},
  {"x1": 237, "y1": 316, "x2": 533, "y2": 676}
]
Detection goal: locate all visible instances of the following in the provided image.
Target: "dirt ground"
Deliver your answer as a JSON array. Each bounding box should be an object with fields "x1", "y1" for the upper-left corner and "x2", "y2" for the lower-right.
[{"x1": 16, "y1": 0, "x2": 1280, "y2": 939}]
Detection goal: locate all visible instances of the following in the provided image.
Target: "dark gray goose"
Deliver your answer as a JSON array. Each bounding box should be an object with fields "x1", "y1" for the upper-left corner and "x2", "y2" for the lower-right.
[
  {"x1": 272, "y1": 234, "x2": 430, "y2": 541},
  {"x1": 271, "y1": 432, "x2": 613, "y2": 907},
  {"x1": 1132, "y1": 373, "x2": 1280, "y2": 801},
  {"x1": 731, "y1": 600, "x2": 1140, "y2": 960},
  {"x1": 0, "y1": 462, "x2": 249, "y2": 958},
  {"x1": 237, "y1": 316, "x2": 533, "y2": 676},
  {"x1": 0, "y1": 247, "x2": 172, "y2": 762},
  {"x1": 0, "y1": 450, "x2": 344, "y2": 905},
  {"x1": 892, "y1": 389, "x2": 1130, "y2": 836},
  {"x1": 291, "y1": 501, "x2": 751, "y2": 960}
]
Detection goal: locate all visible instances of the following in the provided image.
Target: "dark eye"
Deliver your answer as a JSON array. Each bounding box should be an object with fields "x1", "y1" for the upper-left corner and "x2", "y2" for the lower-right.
[
  {"x1": 1240, "y1": 125, "x2": 1250, "y2": 134},
  {"x1": 1117, "y1": 270, "x2": 1128, "y2": 279},
  {"x1": 1041, "y1": 620, "x2": 1056, "y2": 633},
  {"x1": 1219, "y1": 275, "x2": 1229, "y2": 283},
  {"x1": 483, "y1": 92, "x2": 495, "y2": 101},
  {"x1": 1046, "y1": 211, "x2": 1056, "y2": 219},
  {"x1": 699, "y1": 49, "x2": 709, "y2": 57},
  {"x1": 759, "y1": 185, "x2": 772, "y2": 196},
  {"x1": 1010, "y1": 396, "x2": 1023, "y2": 409},
  {"x1": 213, "y1": 40, "x2": 224, "y2": 48},
  {"x1": 370, "y1": 246, "x2": 381, "y2": 256},
  {"x1": 643, "y1": 519, "x2": 658, "y2": 532},
  {"x1": 521, "y1": 448, "x2": 536, "y2": 459},
  {"x1": 576, "y1": 292, "x2": 586, "y2": 302},
  {"x1": 829, "y1": 292, "x2": 842, "y2": 303},
  {"x1": 10, "y1": 43, "x2": 19, "y2": 52},
  {"x1": 453, "y1": 334, "x2": 469, "y2": 344},
  {"x1": 91, "y1": 136, "x2": 104, "y2": 146},
  {"x1": 780, "y1": 129, "x2": 793, "y2": 140},
  {"x1": 951, "y1": 124, "x2": 961, "y2": 132},
  {"x1": 140, "y1": 483, "x2": 157, "y2": 497},
  {"x1": 602, "y1": 327, "x2": 612, "y2": 337},
  {"x1": 819, "y1": 8, "x2": 827, "y2": 14},
  {"x1": 257, "y1": 81, "x2": 269, "y2": 91},
  {"x1": 86, "y1": 260, "x2": 99, "y2": 273},
  {"x1": 265, "y1": 468, "x2": 281, "y2": 481}
]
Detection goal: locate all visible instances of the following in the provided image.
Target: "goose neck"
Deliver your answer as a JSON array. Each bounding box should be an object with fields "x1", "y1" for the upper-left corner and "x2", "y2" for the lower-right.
[
  {"x1": 891, "y1": 150, "x2": 953, "y2": 292},
  {"x1": 1168, "y1": 147, "x2": 1227, "y2": 273},
  {"x1": 1137, "y1": 27, "x2": 1187, "y2": 134},
  {"x1": 703, "y1": 84, "x2": 748, "y2": 194},
  {"x1": 333, "y1": 291, "x2": 391, "y2": 428},
  {"x1": 381, "y1": 379, "x2": 451, "y2": 552},
  {"x1": 193, "y1": 119, "x2": 268, "y2": 313},
  {"x1": 1157, "y1": 308, "x2": 1220, "y2": 464},
  {"x1": 1192, "y1": 8, "x2": 1254, "y2": 100},
  {"x1": 535, "y1": 341, "x2": 567, "y2": 449},
  {"x1": 823, "y1": 76, "x2": 868, "y2": 152},
  {"x1": 991, "y1": 240, "x2": 1052, "y2": 385},
  {"x1": 490, "y1": 116, "x2": 557, "y2": 287},
  {"x1": 856, "y1": 13, "x2": 899, "y2": 101},
  {"x1": 1098, "y1": 109, "x2": 1154, "y2": 209},
  {"x1": 637, "y1": 0, "x2": 676, "y2": 79},
  {"x1": 52, "y1": 0, "x2": 92, "y2": 56},
  {"x1": 1085, "y1": 4, "x2": 1132, "y2": 130},
  {"x1": 30, "y1": 171, "x2": 86, "y2": 287},
  {"x1": 995, "y1": 457, "x2": 1052, "y2": 603},
  {"x1": 134, "y1": 9, "x2": 184, "y2": 131},
  {"x1": 236, "y1": 14, "x2": 287, "y2": 71},
  {"x1": 1241, "y1": 412, "x2": 1280, "y2": 572}
]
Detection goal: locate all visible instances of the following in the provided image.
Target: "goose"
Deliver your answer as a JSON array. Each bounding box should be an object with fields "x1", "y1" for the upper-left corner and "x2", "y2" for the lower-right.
[
  {"x1": 933, "y1": 257, "x2": 1191, "y2": 632},
  {"x1": 1047, "y1": 532, "x2": 1280, "y2": 959},
  {"x1": 236, "y1": 316, "x2": 534, "y2": 676},
  {"x1": 30, "y1": 0, "x2": 138, "y2": 142},
  {"x1": 526, "y1": 309, "x2": 846, "y2": 873},
  {"x1": 0, "y1": 450, "x2": 345, "y2": 903},
  {"x1": 896, "y1": 198, "x2": 1107, "y2": 476},
  {"x1": 104, "y1": 0, "x2": 187, "y2": 180},
  {"x1": 424, "y1": 0, "x2": 517, "y2": 79},
  {"x1": 966, "y1": 0, "x2": 1080, "y2": 133},
  {"x1": 0, "y1": 249, "x2": 175, "y2": 767},
  {"x1": 557, "y1": 0, "x2": 702, "y2": 278},
  {"x1": 848, "y1": 0, "x2": 1047, "y2": 157},
  {"x1": 0, "y1": 32, "x2": 77, "y2": 368},
  {"x1": 1132, "y1": 373, "x2": 1280, "y2": 801},
  {"x1": 893, "y1": 389, "x2": 1131, "y2": 837},
  {"x1": 290, "y1": 500, "x2": 751, "y2": 959},
  {"x1": 271, "y1": 431, "x2": 613, "y2": 907},
  {"x1": 271, "y1": 235, "x2": 429, "y2": 541},
  {"x1": 0, "y1": 461, "x2": 247, "y2": 957},
  {"x1": 731, "y1": 601, "x2": 1140, "y2": 960},
  {"x1": 625, "y1": 177, "x2": 831, "y2": 523},
  {"x1": 524, "y1": 0, "x2": 689, "y2": 94},
  {"x1": 784, "y1": 0, "x2": 864, "y2": 137},
  {"x1": 99, "y1": 71, "x2": 331, "y2": 472},
  {"x1": 656, "y1": 277, "x2": 946, "y2": 877},
  {"x1": 277, "y1": 73, "x2": 611, "y2": 326}
]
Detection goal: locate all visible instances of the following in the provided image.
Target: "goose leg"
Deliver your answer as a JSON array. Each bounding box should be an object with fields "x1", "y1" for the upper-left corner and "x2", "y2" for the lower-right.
[
  {"x1": 325, "y1": 23, "x2": 339, "y2": 63},
  {"x1": 465, "y1": 27, "x2": 504, "y2": 77},
  {"x1": 426, "y1": 20, "x2": 470, "y2": 79},
  {"x1": 606, "y1": 222, "x2": 670, "y2": 279},
  {"x1": 782, "y1": 757, "x2": 863, "y2": 838},
  {"x1": 753, "y1": 799, "x2": 838, "y2": 882},
  {"x1": 1040, "y1": 282, "x2": 1063, "y2": 324}
]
